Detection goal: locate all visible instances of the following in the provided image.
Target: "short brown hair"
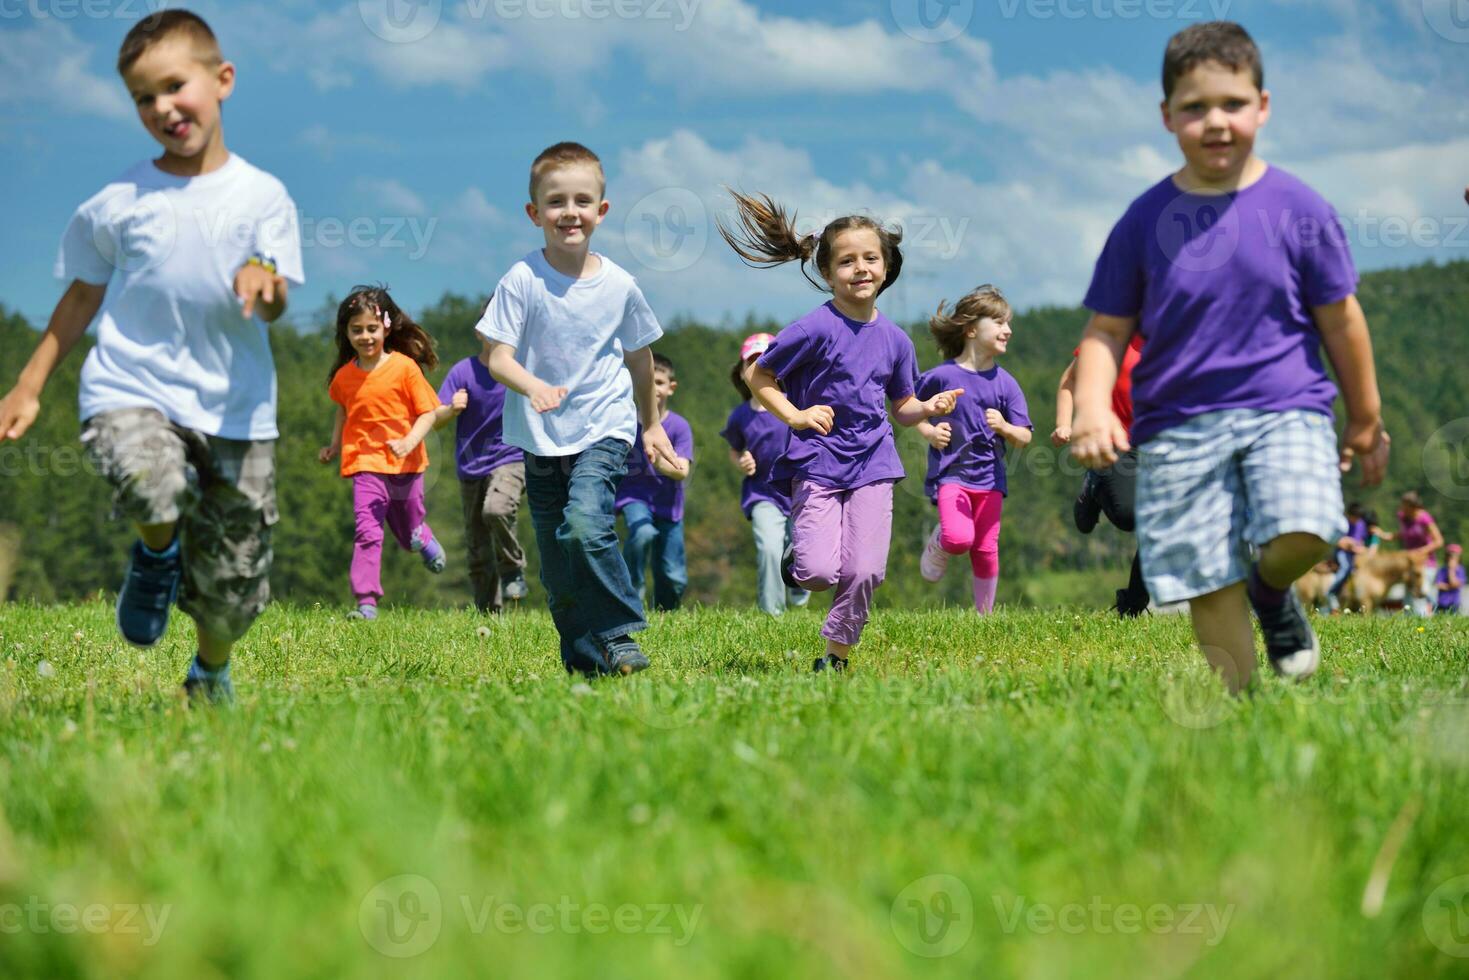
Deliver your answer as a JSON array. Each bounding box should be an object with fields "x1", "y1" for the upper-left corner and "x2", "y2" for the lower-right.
[
  {"x1": 1162, "y1": 21, "x2": 1262, "y2": 100},
  {"x1": 529, "y1": 142, "x2": 605, "y2": 203},
  {"x1": 117, "y1": 10, "x2": 222, "y2": 75},
  {"x1": 929, "y1": 284, "x2": 1011, "y2": 360}
]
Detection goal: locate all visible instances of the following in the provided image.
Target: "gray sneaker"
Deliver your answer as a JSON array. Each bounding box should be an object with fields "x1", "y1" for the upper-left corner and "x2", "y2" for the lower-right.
[
  {"x1": 596, "y1": 634, "x2": 650, "y2": 675},
  {"x1": 1249, "y1": 570, "x2": 1320, "y2": 679}
]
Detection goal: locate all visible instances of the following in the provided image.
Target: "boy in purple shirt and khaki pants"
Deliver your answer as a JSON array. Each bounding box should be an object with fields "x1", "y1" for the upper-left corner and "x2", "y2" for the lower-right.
[
  {"x1": 1072, "y1": 22, "x2": 1389, "y2": 693},
  {"x1": 440, "y1": 338, "x2": 529, "y2": 614}
]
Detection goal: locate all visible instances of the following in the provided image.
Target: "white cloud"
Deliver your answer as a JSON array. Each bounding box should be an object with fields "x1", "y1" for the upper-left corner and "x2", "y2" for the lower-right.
[
  {"x1": 0, "y1": 22, "x2": 131, "y2": 120},
  {"x1": 354, "y1": 177, "x2": 427, "y2": 215}
]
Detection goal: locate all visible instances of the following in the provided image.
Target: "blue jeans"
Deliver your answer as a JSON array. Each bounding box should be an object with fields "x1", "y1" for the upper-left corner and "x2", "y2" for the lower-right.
[
  {"x1": 620, "y1": 500, "x2": 687, "y2": 612},
  {"x1": 524, "y1": 439, "x2": 647, "y2": 673},
  {"x1": 751, "y1": 500, "x2": 809, "y2": 615}
]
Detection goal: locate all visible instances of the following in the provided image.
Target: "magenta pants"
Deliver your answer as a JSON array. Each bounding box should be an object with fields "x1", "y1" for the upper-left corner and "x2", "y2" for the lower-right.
[
  {"x1": 350, "y1": 472, "x2": 433, "y2": 602},
  {"x1": 937, "y1": 484, "x2": 1003, "y2": 578},
  {"x1": 789, "y1": 479, "x2": 895, "y2": 646}
]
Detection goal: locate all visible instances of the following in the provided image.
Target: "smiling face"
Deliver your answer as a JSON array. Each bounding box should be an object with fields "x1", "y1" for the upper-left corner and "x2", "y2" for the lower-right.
[
  {"x1": 971, "y1": 312, "x2": 1013, "y2": 358},
  {"x1": 528, "y1": 162, "x2": 609, "y2": 256},
  {"x1": 653, "y1": 367, "x2": 677, "y2": 410},
  {"x1": 822, "y1": 228, "x2": 887, "y2": 311},
  {"x1": 346, "y1": 309, "x2": 388, "y2": 362},
  {"x1": 123, "y1": 36, "x2": 233, "y2": 172},
  {"x1": 1162, "y1": 60, "x2": 1269, "y2": 188}
]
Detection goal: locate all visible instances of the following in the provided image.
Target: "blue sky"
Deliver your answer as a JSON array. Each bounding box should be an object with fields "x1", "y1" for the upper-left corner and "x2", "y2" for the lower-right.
[{"x1": 2, "y1": 0, "x2": 1466, "y2": 332}]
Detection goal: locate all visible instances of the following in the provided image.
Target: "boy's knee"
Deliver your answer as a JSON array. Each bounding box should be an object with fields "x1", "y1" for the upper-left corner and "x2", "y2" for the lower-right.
[
  {"x1": 562, "y1": 506, "x2": 615, "y2": 549},
  {"x1": 1264, "y1": 531, "x2": 1331, "y2": 565}
]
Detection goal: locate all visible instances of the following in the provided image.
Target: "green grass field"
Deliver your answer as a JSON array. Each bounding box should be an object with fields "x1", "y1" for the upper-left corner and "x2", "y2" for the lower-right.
[{"x1": 1, "y1": 601, "x2": 1467, "y2": 978}]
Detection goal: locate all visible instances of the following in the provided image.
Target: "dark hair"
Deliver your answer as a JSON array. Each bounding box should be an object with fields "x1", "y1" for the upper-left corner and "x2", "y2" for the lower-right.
[
  {"x1": 118, "y1": 10, "x2": 222, "y2": 74},
  {"x1": 328, "y1": 286, "x2": 438, "y2": 385},
  {"x1": 717, "y1": 190, "x2": 903, "y2": 297},
  {"x1": 529, "y1": 142, "x2": 604, "y2": 203},
  {"x1": 653, "y1": 352, "x2": 675, "y2": 377},
  {"x1": 729, "y1": 360, "x2": 752, "y2": 401},
  {"x1": 1162, "y1": 21, "x2": 1262, "y2": 100},
  {"x1": 929, "y1": 284, "x2": 1011, "y2": 360},
  {"x1": 1401, "y1": 490, "x2": 1424, "y2": 511},
  {"x1": 1346, "y1": 501, "x2": 1366, "y2": 520}
]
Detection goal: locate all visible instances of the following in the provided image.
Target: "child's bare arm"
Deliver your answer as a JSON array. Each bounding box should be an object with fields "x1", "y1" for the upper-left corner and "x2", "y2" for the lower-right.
[
  {"x1": 486, "y1": 340, "x2": 565, "y2": 413},
  {"x1": 431, "y1": 389, "x2": 468, "y2": 429},
  {"x1": 0, "y1": 280, "x2": 106, "y2": 440},
  {"x1": 625, "y1": 345, "x2": 680, "y2": 472},
  {"x1": 746, "y1": 362, "x2": 833, "y2": 434},
  {"x1": 1070, "y1": 313, "x2": 1135, "y2": 468},
  {"x1": 1315, "y1": 295, "x2": 1388, "y2": 487},
  {"x1": 388, "y1": 409, "x2": 439, "y2": 458},
  {"x1": 1052, "y1": 357, "x2": 1078, "y2": 446},
  {"x1": 318, "y1": 406, "x2": 345, "y2": 463},
  {"x1": 730, "y1": 448, "x2": 757, "y2": 475},
  {"x1": 987, "y1": 409, "x2": 1032, "y2": 449}
]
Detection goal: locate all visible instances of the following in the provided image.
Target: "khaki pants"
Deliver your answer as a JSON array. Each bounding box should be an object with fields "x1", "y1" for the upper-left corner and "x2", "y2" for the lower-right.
[{"x1": 459, "y1": 462, "x2": 526, "y2": 612}]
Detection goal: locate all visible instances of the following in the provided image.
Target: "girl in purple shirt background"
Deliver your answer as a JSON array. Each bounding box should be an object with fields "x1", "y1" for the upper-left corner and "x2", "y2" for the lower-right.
[
  {"x1": 914, "y1": 285, "x2": 1033, "y2": 614},
  {"x1": 721, "y1": 333, "x2": 811, "y2": 616},
  {"x1": 719, "y1": 191, "x2": 961, "y2": 672}
]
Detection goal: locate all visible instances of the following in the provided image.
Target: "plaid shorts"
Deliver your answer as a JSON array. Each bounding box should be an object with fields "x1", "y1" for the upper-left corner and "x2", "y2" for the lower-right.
[
  {"x1": 1135, "y1": 409, "x2": 1347, "y2": 604},
  {"x1": 80, "y1": 407, "x2": 278, "y2": 641}
]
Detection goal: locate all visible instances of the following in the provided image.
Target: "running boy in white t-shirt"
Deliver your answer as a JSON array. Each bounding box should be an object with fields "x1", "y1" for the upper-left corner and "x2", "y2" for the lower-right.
[
  {"x1": 0, "y1": 11, "x2": 304, "y2": 704},
  {"x1": 478, "y1": 142, "x2": 679, "y2": 677}
]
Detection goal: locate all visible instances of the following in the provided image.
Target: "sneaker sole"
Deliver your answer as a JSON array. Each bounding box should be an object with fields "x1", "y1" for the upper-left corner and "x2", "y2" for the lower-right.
[
  {"x1": 115, "y1": 586, "x2": 172, "y2": 649},
  {"x1": 1270, "y1": 637, "x2": 1320, "y2": 679}
]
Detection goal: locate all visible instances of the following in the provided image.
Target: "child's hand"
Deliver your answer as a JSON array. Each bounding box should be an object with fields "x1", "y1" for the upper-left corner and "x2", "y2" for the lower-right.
[
  {"x1": 792, "y1": 405, "x2": 835, "y2": 435},
  {"x1": 1050, "y1": 425, "x2": 1072, "y2": 447},
  {"x1": 984, "y1": 408, "x2": 1007, "y2": 433},
  {"x1": 737, "y1": 450, "x2": 757, "y2": 476},
  {"x1": 0, "y1": 386, "x2": 40, "y2": 442},
  {"x1": 1070, "y1": 408, "x2": 1130, "y2": 469},
  {"x1": 450, "y1": 388, "x2": 469, "y2": 414},
  {"x1": 1340, "y1": 417, "x2": 1389, "y2": 487},
  {"x1": 387, "y1": 436, "x2": 417, "y2": 458},
  {"x1": 924, "y1": 422, "x2": 952, "y2": 450},
  {"x1": 528, "y1": 380, "x2": 567, "y2": 414},
  {"x1": 317, "y1": 445, "x2": 338, "y2": 464},
  {"x1": 642, "y1": 422, "x2": 680, "y2": 473},
  {"x1": 234, "y1": 262, "x2": 284, "y2": 320},
  {"x1": 925, "y1": 388, "x2": 964, "y2": 417}
]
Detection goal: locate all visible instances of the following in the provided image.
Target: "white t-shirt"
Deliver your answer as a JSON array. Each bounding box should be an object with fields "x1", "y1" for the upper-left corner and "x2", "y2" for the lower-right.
[
  {"x1": 56, "y1": 154, "x2": 305, "y2": 440},
  {"x1": 475, "y1": 250, "x2": 663, "y2": 456}
]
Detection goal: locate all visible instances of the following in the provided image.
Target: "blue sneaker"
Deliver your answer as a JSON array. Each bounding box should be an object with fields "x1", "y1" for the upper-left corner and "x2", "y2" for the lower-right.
[
  {"x1": 412, "y1": 527, "x2": 446, "y2": 574},
  {"x1": 116, "y1": 538, "x2": 181, "y2": 648},
  {"x1": 182, "y1": 655, "x2": 234, "y2": 705}
]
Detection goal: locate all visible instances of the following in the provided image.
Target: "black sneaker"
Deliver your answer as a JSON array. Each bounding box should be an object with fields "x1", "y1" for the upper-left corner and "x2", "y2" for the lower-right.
[
  {"x1": 781, "y1": 543, "x2": 801, "y2": 591},
  {"x1": 1248, "y1": 571, "x2": 1320, "y2": 679},
  {"x1": 182, "y1": 674, "x2": 235, "y2": 706},
  {"x1": 597, "y1": 634, "x2": 650, "y2": 676},
  {"x1": 1112, "y1": 587, "x2": 1149, "y2": 619},
  {"x1": 1073, "y1": 472, "x2": 1101, "y2": 534},
  {"x1": 116, "y1": 539, "x2": 182, "y2": 648},
  {"x1": 812, "y1": 654, "x2": 847, "y2": 673}
]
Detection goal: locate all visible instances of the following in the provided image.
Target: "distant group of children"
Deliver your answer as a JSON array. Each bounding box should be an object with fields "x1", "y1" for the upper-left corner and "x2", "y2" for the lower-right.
[{"x1": 0, "y1": 12, "x2": 1455, "y2": 699}]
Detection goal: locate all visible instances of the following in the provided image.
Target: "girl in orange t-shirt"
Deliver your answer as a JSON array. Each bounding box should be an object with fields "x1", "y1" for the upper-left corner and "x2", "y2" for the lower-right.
[{"x1": 318, "y1": 287, "x2": 466, "y2": 620}]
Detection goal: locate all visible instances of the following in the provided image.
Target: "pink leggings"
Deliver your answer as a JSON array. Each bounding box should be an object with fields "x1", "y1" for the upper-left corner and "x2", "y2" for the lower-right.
[{"x1": 937, "y1": 484, "x2": 1003, "y2": 578}]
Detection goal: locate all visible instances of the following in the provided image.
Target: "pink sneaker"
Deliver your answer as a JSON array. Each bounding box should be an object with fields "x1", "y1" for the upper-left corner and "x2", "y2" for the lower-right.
[{"x1": 920, "y1": 526, "x2": 949, "y2": 582}]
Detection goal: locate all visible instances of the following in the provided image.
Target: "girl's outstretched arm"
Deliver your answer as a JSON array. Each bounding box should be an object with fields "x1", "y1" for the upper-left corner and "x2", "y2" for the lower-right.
[
  {"x1": 1053, "y1": 358, "x2": 1077, "y2": 446},
  {"x1": 318, "y1": 406, "x2": 346, "y2": 464},
  {"x1": 892, "y1": 389, "x2": 963, "y2": 427},
  {"x1": 388, "y1": 408, "x2": 440, "y2": 459},
  {"x1": 745, "y1": 362, "x2": 833, "y2": 434}
]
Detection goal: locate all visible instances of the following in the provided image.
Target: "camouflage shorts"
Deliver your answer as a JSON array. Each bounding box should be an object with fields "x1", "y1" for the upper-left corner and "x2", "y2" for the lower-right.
[{"x1": 80, "y1": 407, "x2": 278, "y2": 641}]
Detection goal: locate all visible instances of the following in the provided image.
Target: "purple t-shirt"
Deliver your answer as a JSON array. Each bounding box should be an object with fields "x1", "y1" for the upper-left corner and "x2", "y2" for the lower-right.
[
  {"x1": 720, "y1": 401, "x2": 793, "y2": 518},
  {"x1": 1084, "y1": 167, "x2": 1358, "y2": 446},
  {"x1": 615, "y1": 410, "x2": 694, "y2": 522},
  {"x1": 437, "y1": 356, "x2": 521, "y2": 480},
  {"x1": 756, "y1": 301, "x2": 919, "y2": 493},
  {"x1": 1437, "y1": 565, "x2": 1463, "y2": 608},
  {"x1": 917, "y1": 361, "x2": 1031, "y2": 502}
]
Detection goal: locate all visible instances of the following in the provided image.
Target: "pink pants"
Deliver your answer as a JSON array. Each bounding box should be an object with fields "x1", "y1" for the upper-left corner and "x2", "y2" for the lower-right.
[
  {"x1": 350, "y1": 472, "x2": 433, "y2": 602},
  {"x1": 789, "y1": 479, "x2": 894, "y2": 646},
  {"x1": 937, "y1": 484, "x2": 1003, "y2": 578}
]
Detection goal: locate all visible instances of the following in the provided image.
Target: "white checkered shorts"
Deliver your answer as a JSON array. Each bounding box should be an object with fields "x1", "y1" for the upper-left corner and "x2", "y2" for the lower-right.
[{"x1": 1135, "y1": 409, "x2": 1347, "y2": 604}]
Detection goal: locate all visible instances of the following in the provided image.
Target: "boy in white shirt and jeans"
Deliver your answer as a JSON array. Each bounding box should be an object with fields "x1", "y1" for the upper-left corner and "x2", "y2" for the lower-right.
[
  {"x1": 479, "y1": 142, "x2": 679, "y2": 676},
  {"x1": 0, "y1": 11, "x2": 304, "y2": 704}
]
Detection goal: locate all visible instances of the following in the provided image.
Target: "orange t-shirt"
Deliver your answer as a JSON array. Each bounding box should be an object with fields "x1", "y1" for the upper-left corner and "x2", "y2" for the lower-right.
[{"x1": 328, "y1": 351, "x2": 441, "y2": 476}]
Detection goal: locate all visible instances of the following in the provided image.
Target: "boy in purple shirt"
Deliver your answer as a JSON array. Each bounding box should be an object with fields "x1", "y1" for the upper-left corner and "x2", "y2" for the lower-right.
[
  {"x1": 615, "y1": 353, "x2": 692, "y2": 611},
  {"x1": 1071, "y1": 22, "x2": 1389, "y2": 693},
  {"x1": 439, "y1": 336, "x2": 528, "y2": 614}
]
